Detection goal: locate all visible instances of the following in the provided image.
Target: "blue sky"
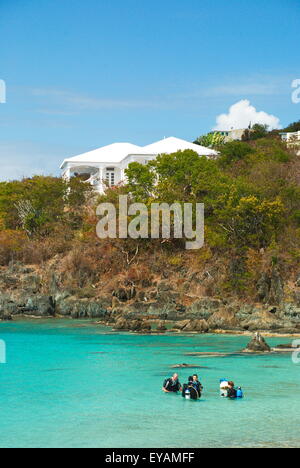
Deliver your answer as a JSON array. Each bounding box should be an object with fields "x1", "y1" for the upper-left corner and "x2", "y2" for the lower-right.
[{"x1": 0, "y1": 0, "x2": 300, "y2": 180}]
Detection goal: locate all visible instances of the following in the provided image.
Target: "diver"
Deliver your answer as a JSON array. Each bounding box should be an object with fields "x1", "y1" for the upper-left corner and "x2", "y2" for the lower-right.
[
  {"x1": 191, "y1": 374, "x2": 203, "y2": 397},
  {"x1": 182, "y1": 376, "x2": 202, "y2": 400},
  {"x1": 227, "y1": 381, "x2": 237, "y2": 399},
  {"x1": 162, "y1": 373, "x2": 182, "y2": 393}
]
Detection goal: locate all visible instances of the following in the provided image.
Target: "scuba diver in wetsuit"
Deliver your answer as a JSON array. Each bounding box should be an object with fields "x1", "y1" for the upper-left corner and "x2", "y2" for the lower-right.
[
  {"x1": 182, "y1": 375, "x2": 203, "y2": 400},
  {"x1": 162, "y1": 373, "x2": 182, "y2": 393},
  {"x1": 227, "y1": 381, "x2": 237, "y2": 399},
  {"x1": 191, "y1": 374, "x2": 203, "y2": 396}
]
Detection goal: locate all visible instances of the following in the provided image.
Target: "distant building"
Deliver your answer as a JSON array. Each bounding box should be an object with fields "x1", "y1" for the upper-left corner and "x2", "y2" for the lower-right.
[
  {"x1": 280, "y1": 131, "x2": 300, "y2": 154},
  {"x1": 60, "y1": 137, "x2": 218, "y2": 193},
  {"x1": 280, "y1": 131, "x2": 300, "y2": 143},
  {"x1": 214, "y1": 129, "x2": 247, "y2": 142}
]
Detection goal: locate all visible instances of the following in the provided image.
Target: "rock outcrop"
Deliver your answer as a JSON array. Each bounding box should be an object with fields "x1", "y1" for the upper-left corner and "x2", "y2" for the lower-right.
[
  {"x1": 208, "y1": 308, "x2": 239, "y2": 330},
  {"x1": 256, "y1": 269, "x2": 284, "y2": 305},
  {"x1": 244, "y1": 333, "x2": 271, "y2": 353},
  {"x1": 241, "y1": 310, "x2": 294, "y2": 332},
  {"x1": 0, "y1": 262, "x2": 300, "y2": 335}
]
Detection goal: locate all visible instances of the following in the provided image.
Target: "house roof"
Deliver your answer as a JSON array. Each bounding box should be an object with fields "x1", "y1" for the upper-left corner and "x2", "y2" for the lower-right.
[
  {"x1": 142, "y1": 137, "x2": 217, "y2": 157},
  {"x1": 61, "y1": 142, "x2": 144, "y2": 168},
  {"x1": 61, "y1": 137, "x2": 217, "y2": 169}
]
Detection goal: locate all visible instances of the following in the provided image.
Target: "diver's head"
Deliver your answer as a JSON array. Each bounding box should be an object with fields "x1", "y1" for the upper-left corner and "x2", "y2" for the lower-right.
[
  {"x1": 193, "y1": 374, "x2": 198, "y2": 381},
  {"x1": 228, "y1": 381, "x2": 235, "y2": 388},
  {"x1": 172, "y1": 373, "x2": 179, "y2": 381}
]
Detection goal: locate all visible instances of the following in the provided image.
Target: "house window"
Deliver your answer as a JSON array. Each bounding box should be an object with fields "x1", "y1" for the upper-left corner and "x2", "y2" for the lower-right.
[{"x1": 106, "y1": 168, "x2": 115, "y2": 187}]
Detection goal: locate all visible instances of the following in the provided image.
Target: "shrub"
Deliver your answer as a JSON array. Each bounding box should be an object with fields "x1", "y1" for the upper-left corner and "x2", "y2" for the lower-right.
[{"x1": 0, "y1": 230, "x2": 26, "y2": 265}]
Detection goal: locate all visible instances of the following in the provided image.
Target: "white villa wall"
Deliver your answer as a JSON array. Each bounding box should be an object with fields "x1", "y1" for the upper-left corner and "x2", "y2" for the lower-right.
[{"x1": 60, "y1": 137, "x2": 218, "y2": 193}]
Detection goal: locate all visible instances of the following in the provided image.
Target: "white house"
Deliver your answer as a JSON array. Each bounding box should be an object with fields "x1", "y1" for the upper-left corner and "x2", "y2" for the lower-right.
[
  {"x1": 215, "y1": 129, "x2": 247, "y2": 142},
  {"x1": 280, "y1": 131, "x2": 300, "y2": 143},
  {"x1": 60, "y1": 136, "x2": 218, "y2": 193},
  {"x1": 280, "y1": 131, "x2": 300, "y2": 155}
]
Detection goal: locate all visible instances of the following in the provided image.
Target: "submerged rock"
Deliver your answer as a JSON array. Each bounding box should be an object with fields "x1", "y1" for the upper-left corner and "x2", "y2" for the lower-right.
[
  {"x1": 171, "y1": 364, "x2": 203, "y2": 369},
  {"x1": 244, "y1": 333, "x2": 271, "y2": 353}
]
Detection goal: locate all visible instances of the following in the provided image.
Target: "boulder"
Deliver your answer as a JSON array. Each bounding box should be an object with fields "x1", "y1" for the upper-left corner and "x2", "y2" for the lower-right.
[
  {"x1": 172, "y1": 320, "x2": 190, "y2": 331},
  {"x1": 182, "y1": 319, "x2": 209, "y2": 333},
  {"x1": 241, "y1": 310, "x2": 293, "y2": 331},
  {"x1": 86, "y1": 302, "x2": 109, "y2": 319},
  {"x1": 114, "y1": 317, "x2": 130, "y2": 330},
  {"x1": 244, "y1": 333, "x2": 271, "y2": 353},
  {"x1": 208, "y1": 309, "x2": 239, "y2": 330},
  {"x1": 21, "y1": 296, "x2": 55, "y2": 317}
]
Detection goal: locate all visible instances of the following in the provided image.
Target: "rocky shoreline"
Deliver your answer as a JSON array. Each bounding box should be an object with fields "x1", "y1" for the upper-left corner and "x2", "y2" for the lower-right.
[{"x1": 1, "y1": 263, "x2": 300, "y2": 336}]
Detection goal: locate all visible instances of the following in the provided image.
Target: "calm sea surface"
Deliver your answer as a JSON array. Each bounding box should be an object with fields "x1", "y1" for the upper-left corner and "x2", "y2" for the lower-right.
[{"x1": 0, "y1": 319, "x2": 299, "y2": 448}]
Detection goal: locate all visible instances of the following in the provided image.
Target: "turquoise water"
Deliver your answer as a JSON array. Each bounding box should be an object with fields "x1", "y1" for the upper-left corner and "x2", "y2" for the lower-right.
[{"x1": 0, "y1": 319, "x2": 299, "y2": 448}]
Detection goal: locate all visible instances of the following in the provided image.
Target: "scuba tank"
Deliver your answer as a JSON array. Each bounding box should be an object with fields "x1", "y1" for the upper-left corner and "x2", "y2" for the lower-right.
[
  {"x1": 185, "y1": 389, "x2": 191, "y2": 400},
  {"x1": 220, "y1": 379, "x2": 228, "y2": 397},
  {"x1": 236, "y1": 387, "x2": 244, "y2": 398}
]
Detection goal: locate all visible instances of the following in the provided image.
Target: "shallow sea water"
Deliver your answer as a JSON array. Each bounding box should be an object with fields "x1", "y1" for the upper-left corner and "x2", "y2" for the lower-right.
[{"x1": 0, "y1": 319, "x2": 299, "y2": 448}]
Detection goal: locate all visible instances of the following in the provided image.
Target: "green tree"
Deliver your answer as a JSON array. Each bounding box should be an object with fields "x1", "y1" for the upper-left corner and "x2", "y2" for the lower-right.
[
  {"x1": 0, "y1": 176, "x2": 93, "y2": 236},
  {"x1": 283, "y1": 120, "x2": 300, "y2": 133},
  {"x1": 242, "y1": 124, "x2": 269, "y2": 141},
  {"x1": 218, "y1": 141, "x2": 253, "y2": 167}
]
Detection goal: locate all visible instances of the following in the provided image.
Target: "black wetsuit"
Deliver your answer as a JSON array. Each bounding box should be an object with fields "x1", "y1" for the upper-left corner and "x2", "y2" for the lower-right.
[
  {"x1": 163, "y1": 378, "x2": 181, "y2": 393},
  {"x1": 191, "y1": 381, "x2": 203, "y2": 395},
  {"x1": 182, "y1": 383, "x2": 200, "y2": 400},
  {"x1": 227, "y1": 387, "x2": 237, "y2": 399}
]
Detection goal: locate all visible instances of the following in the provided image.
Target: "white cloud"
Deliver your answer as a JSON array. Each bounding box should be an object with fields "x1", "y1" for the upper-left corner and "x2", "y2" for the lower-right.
[{"x1": 214, "y1": 100, "x2": 281, "y2": 131}]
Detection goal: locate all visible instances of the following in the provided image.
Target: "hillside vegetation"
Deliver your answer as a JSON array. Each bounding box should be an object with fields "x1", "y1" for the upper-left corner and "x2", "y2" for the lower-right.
[{"x1": 0, "y1": 130, "x2": 300, "y2": 309}]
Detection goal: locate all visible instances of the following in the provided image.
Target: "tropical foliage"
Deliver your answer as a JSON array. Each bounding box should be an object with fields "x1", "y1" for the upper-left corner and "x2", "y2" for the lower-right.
[{"x1": 0, "y1": 127, "x2": 299, "y2": 297}]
